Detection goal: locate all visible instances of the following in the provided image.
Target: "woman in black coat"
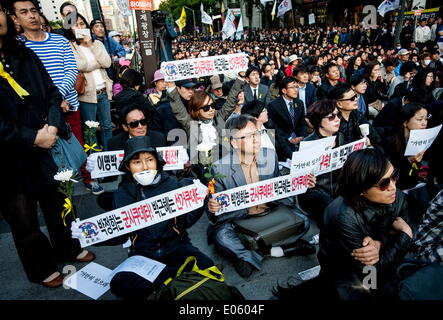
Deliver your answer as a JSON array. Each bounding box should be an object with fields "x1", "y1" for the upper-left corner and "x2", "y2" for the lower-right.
[
  {"x1": 0, "y1": 7, "x2": 92, "y2": 288},
  {"x1": 318, "y1": 148, "x2": 414, "y2": 300}
]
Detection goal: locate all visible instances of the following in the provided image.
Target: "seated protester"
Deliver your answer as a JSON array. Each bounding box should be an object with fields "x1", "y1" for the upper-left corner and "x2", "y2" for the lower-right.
[
  {"x1": 309, "y1": 65, "x2": 322, "y2": 89},
  {"x1": 380, "y1": 57, "x2": 396, "y2": 86},
  {"x1": 388, "y1": 61, "x2": 417, "y2": 99},
  {"x1": 103, "y1": 136, "x2": 214, "y2": 299},
  {"x1": 327, "y1": 83, "x2": 381, "y2": 146},
  {"x1": 260, "y1": 63, "x2": 274, "y2": 87},
  {"x1": 243, "y1": 66, "x2": 270, "y2": 106},
  {"x1": 345, "y1": 56, "x2": 364, "y2": 81},
  {"x1": 294, "y1": 66, "x2": 317, "y2": 116},
  {"x1": 269, "y1": 70, "x2": 285, "y2": 101},
  {"x1": 113, "y1": 69, "x2": 163, "y2": 132},
  {"x1": 298, "y1": 100, "x2": 343, "y2": 222},
  {"x1": 410, "y1": 68, "x2": 437, "y2": 106},
  {"x1": 145, "y1": 69, "x2": 167, "y2": 106},
  {"x1": 241, "y1": 100, "x2": 275, "y2": 150},
  {"x1": 157, "y1": 78, "x2": 195, "y2": 144},
  {"x1": 207, "y1": 74, "x2": 226, "y2": 110},
  {"x1": 206, "y1": 115, "x2": 315, "y2": 278},
  {"x1": 363, "y1": 61, "x2": 389, "y2": 117},
  {"x1": 168, "y1": 73, "x2": 245, "y2": 182},
  {"x1": 413, "y1": 189, "x2": 443, "y2": 264},
  {"x1": 349, "y1": 75, "x2": 370, "y2": 119},
  {"x1": 112, "y1": 59, "x2": 130, "y2": 97},
  {"x1": 381, "y1": 103, "x2": 431, "y2": 191},
  {"x1": 317, "y1": 63, "x2": 340, "y2": 100},
  {"x1": 372, "y1": 88, "x2": 426, "y2": 137},
  {"x1": 268, "y1": 77, "x2": 307, "y2": 161},
  {"x1": 318, "y1": 148, "x2": 414, "y2": 300}
]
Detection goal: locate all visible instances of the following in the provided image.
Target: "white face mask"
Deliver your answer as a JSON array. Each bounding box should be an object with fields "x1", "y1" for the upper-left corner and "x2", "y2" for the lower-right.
[
  {"x1": 133, "y1": 170, "x2": 158, "y2": 186},
  {"x1": 424, "y1": 59, "x2": 431, "y2": 66}
]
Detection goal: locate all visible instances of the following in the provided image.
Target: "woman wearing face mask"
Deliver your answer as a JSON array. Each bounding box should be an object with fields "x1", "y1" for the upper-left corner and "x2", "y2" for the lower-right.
[
  {"x1": 381, "y1": 103, "x2": 431, "y2": 191},
  {"x1": 101, "y1": 136, "x2": 214, "y2": 299}
]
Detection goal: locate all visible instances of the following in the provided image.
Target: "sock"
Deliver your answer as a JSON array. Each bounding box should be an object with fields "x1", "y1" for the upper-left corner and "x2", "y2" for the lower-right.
[{"x1": 270, "y1": 246, "x2": 284, "y2": 257}]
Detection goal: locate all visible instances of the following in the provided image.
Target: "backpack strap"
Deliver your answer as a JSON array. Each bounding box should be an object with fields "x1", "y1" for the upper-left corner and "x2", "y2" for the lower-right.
[{"x1": 163, "y1": 256, "x2": 225, "y2": 285}]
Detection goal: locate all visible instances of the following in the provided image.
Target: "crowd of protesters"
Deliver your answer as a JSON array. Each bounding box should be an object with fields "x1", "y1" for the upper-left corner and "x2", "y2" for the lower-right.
[{"x1": 0, "y1": 0, "x2": 443, "y2": 300}]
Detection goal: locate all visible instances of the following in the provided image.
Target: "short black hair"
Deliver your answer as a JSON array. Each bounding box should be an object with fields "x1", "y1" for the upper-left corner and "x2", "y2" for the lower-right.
[
  {"x1": 327, "y1": 82, "x2": 353, "y2": 100},
  {"x1": 225, "y1": 114, "x2": 257, "y2": 132},
  {"x1": 337, "y1": 148, "x2": 392, "y2": 211},
  {"x1": 307, "y1": 100, "x2": 337, "y2": 129},
  {"x1": 117, "y1": 102, "x2": 147, "y2": 125},
  {"x1": 120, "y1": 69, "x2": 144, "y2": 89},
  {"x1": 400, "y1": 102, "x2": 427, "y2": 123},
  {"x1": 280, "y1": 76, "x2": 297, "y2": 92},
  {"x1": 399, "y1": 61, "x2": 417, "y2": 76},
  {"x1": 241, "y1": 100, "x2": 266, "y2": 118},
  {"x1": 59, "y1": 1, "x2": 76, "y2": 15},
  {"x1": 8, "y1": 0, "x2": 39, "y2": 13},
  {"x1": 324, "y1": 62, "x2": 338, "y2": 75},
  {"x1": 349, "y1": 74, "x2": 366, "y2": 87},
  {"x1": 245, "y1": 66, "x2": 262, "y2": 78},
  {"x1": 293, "y1": 66, "x2": 308, "y2": 77}
]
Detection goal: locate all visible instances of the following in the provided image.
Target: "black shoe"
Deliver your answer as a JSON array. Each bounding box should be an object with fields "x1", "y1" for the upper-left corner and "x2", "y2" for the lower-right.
[
  {"x1": 284, "y1": 239, "x2": 316, "y2": 257},
  {"x1": 233, "y1": 259, "x2": 254, "y2": 278}
]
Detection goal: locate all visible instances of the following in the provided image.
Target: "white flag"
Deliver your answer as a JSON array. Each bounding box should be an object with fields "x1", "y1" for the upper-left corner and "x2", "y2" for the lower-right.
[
  {"x1": 260, "y1": 0, "x2": 273, "y2": 6},
  {"x1": 235, "y1": 14, "x2": 244, "y2": 40},
  {"x1": 377, "y1": 0, "x2": 400, "y2": 17},
  {"x1": 277, "y1": 0, "x2": 292, "y2": 17},
  {"x1": 201, "y1": 3, "x2": 213, "y2": 25},
  {"x1": 222, "y1": 9, "x2": 236, "y2": 40}
]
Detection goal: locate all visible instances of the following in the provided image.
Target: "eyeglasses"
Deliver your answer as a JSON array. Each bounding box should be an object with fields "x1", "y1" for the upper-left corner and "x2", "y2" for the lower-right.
[
  {"x1": 233, "y1": 130, "x2": 261, "y2": 140},
  {"x1": 323, "y1": 111, "x2": 342, "y2": 121},
  {"x1": 200, "y1": 103, "x2": 215, "y2": 112},
  {"x1": 127, "y1": 119, "x2": 147, "y2": 129},
  {"x1": 373, "y1": 168, "x2": 400, "y2": 191},
  {"x1": 338, "y1": 94, "x2": 358, "y2": 102}
]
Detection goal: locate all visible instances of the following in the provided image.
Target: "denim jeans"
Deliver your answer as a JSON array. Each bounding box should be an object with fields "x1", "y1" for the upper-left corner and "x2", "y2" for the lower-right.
[
  {"x1": 210, "y1": 210, "x2": 310, "y2": 270},
  {"x1": 79, "y1": 91, "x2": 113, "y2": 151}
]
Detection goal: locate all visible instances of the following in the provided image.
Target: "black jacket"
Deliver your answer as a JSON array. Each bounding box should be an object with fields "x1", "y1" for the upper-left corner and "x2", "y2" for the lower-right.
[
  {"x1": 114, "y1": 87, "x2": 163, "y2": 132},
  {"x1": 267, "y1": 96, "x2": 307, "y2": 160},
  {"x1": 316, "y1": 80, "x2": 336, "y2": 100},
  {"x1": 373, "y1": 97, "x2": 404, "y2": 138},
  {"x1": 318, "y1": 190, "x2": 413, "y2": 277},
  {"x1": 0, "y1": 46, "x2": 68, "y2": 193},
  {"x1": 339, "y1": 110, "x2": 381, "y2": 146},
  {"x1": 110, "y1": 172, "x2": 204, "y2": 258}
]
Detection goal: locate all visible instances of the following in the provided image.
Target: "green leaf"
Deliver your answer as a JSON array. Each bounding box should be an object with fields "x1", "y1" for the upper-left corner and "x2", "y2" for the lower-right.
[{"x1": 204, "y1": 173, "x2": 212, "y2": 179}]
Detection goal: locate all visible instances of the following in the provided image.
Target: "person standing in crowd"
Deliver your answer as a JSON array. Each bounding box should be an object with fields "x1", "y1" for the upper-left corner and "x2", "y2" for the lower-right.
[
  {"x1": 90, "y1": 19, "x2": 126, "y2": 60},
  {"x1": 0, "y1": 3, "x2": 94, "y2": 288},
  {"x1": 10, "y1": 0, "x2": 100, "y2": 194},
  {"x1": 414, "y1": 18, "x2": 431, "y2": 50},
  {"x1": 268, "y1": 77, "x2": 307, "y2": 161}
]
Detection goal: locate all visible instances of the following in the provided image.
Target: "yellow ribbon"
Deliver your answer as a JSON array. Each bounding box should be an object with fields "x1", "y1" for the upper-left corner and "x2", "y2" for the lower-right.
[
  {"x1": 409, "y1": 162, "x2": 419, "y2": 176},
  {"x1": 84, "y1": 143, "x2": 102, "y2": 153},
  {"x1": 61, "y1": 197, "x2": 74, "y2": 227},
  {"x1": 0, "y1": 61, "x2": 30, "y2": 99}
]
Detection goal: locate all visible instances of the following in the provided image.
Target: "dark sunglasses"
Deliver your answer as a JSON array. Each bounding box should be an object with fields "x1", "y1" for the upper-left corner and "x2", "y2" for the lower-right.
[
  {"x1": 339, "y1": 94, "x2": 358, "y2": 102},
  {"x1": 200, "y1": 104, "x2": 215, "y2": 112},
  {"x1": 374, "y1": 168, "x2": 400, "y2": 191},
  {"x1": 127, "y1": 119, "x2": 147, "y2": 129},
  {"x1": 324, "y1": 111, "x2": 342, "y2": 121}
]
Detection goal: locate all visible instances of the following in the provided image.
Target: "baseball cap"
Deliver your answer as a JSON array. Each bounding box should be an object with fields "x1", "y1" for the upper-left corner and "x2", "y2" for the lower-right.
[
  {"x1": 209, "y1": 75, "x2": 223, "y2": 90},
  {"x1": 175, "y1": 79, "x2": 198, "y2": 88},
  {"x1": 109, "y1": 31, "x2": 121, "y2": 38},
  {"x1": 398, "y1": 49, "x2": 410, "y2": 56}
]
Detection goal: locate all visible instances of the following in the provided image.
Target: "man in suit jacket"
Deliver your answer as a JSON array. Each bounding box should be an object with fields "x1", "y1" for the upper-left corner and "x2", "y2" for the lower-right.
[
  {"x1": 267, "y1": 77, "x2": 307, "y2": 161},
  {"x1": 243, "y1": 66, "x2": 271, "y2": 106},
  {"x1": 206, "y1": 115, "x2": 311, "y2": 278},
  {"x1": 294, "y1": 66, "x2": 317, "y2": 114}
]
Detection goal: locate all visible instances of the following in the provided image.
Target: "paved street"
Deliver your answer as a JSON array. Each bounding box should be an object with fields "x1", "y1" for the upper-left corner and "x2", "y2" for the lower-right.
[{"x1": 0, "y1": 179, "x2": 320, "y2": 300}]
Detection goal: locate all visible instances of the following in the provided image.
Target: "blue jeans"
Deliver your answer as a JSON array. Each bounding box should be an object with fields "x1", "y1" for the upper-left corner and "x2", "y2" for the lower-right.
[
  {"x1": 79, "y1": 91, "x2": 113, "y2": 151},
  {"x1": 210, "y1": 210, "x2": 310, "y2": 270}
]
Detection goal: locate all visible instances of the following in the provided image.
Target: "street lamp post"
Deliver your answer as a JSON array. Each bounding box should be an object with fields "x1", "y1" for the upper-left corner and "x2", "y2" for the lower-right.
[{"x1": 184, "y1": 6, "x2": 197, "y2": 37}]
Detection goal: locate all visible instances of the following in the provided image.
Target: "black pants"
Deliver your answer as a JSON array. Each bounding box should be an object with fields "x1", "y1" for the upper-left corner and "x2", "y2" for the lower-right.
[
  {"x1": 297, "y1": 189, "x2": 333, "y2": 224},
  {"x1": 110, "y1": 243, "x2": 214, "y2": 300},
  {"x1": 0, "y1": 186, "x2": 82, "y2": 283}
]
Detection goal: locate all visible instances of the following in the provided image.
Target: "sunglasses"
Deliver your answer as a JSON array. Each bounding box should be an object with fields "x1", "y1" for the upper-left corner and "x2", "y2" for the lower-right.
[
  {"x1": 374, "y1": 168, "x2": 400, "y2": 191},
  {"x1": 339, "y1": 94, "x2": 358, "y2": 102},
  {"x1": 323, "y1": 111, "x2": 342, "y2": 121},
  {"x1": 200, "y1": 104, "x2": 215, "y2": 112},
  {"x1": 127, "y1": 119, "x2": 147, "y2": 129}
]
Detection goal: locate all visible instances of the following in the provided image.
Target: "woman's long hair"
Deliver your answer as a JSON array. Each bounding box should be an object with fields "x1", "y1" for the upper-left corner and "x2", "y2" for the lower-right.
[
  {"x1": 0, "y1": 11, "x2": 27, "y2": 59},
  {"x1": 188, "y1": 90, "x2": 212, "y2": 120},
  {"x1": 394, "y1": 102, "x2": 428, "y2": 154}
]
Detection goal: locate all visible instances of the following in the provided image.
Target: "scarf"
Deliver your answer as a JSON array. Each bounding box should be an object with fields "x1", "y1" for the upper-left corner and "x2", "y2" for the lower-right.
[{"x1": 0, "y1": 61, "x2": 29, "y2": 99}]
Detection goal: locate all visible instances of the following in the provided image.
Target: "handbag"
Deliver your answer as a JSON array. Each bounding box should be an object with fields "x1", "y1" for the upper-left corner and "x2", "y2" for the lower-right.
[
  {"x1": 232, "y1": 204, "x2": 306, "y2": 251},
  {"x1": 74, "y1": 72, "x2": 86, "y2": 95},
  {"x1": 51, "y1": 130, "x2": 87, "y2": 173}
]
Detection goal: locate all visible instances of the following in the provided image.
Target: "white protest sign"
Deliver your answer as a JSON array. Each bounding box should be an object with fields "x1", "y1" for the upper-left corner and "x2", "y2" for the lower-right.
[
  {"x1": 299, "y1": 136, "x2": 336, "y2": 152},
  {"x1": 73, "y1": 180, "x2": 207, "y2": 248},
  {"x1": 213, "y1": 172, "x2": 312, "y2": 216},
  {"x1": 291, "y1": 138, "x2": 366, "y2": 176},
  {"x1": 88, "y1": 147, "x2": 189, "y2": 178},
  {"x1": 108, "y1": 255, "x2": 166, "y2": 283},
  {"x1": 63, "y1": 262, "x2": 112, "y2": 300},
  {"x1": 160, "y1": 53, "x2": 249, "y2": 82},
  {"x1": 404, "y1": 124, "x2": 442, "y2": 156},
  {"x1": 308, "y1": 13, "x2": 315, "y2": 25}
]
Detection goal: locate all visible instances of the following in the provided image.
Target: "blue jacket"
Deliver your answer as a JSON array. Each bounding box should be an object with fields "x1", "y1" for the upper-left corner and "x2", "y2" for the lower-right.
[{"x1": 93, "y1": 35, "x2": 126, "y2": 58}]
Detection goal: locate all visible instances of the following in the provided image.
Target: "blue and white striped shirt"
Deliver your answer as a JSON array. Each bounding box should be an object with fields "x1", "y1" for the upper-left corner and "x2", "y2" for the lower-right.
[{"x1": 22, "y1": 32, "x2": 79, "y2": 110}]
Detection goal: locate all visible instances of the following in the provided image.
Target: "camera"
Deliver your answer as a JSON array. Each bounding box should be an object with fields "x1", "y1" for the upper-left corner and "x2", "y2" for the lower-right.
[{"x1": 151, "y1": 10, "x2": 167, "y2": 30}]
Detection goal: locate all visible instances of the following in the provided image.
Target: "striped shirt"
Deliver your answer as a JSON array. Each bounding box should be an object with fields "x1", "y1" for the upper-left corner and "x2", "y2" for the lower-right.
[{"x1": 21, "y1": 32, "x2": 79, "y2": 110}]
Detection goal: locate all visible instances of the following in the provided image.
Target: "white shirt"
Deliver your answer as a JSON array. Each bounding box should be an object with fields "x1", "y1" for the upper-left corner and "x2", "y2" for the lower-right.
[
  {"x1": 298, "y1": 84, "x2": 307, "y2": 115},
  {"x1": 282, "y1": 95, "x2": 294, "y2": 115},
  {"x1": 414, "y1": 25, "x2": 431, "y2": 43}
]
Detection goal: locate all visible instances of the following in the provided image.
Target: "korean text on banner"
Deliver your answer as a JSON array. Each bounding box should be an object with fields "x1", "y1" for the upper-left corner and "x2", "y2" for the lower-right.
[
  {"x1": 160, "y1": 53, "x2": 249, "y2": 82},
  {"x1": 73, "y1": 181, "x2": 207, "y2": 248},
  {"x1": 129, "y1": 0, "x2": 153, "y2": 11},
  {"x1": 212, "y1": 172, "x2": 312, "y2": 216},
  {"x1": 89, "y1": 150, "x2": 125, "y2": 179},
  {"x1": 404, "y1": 124, "x2": 442, "y2": 156}
]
